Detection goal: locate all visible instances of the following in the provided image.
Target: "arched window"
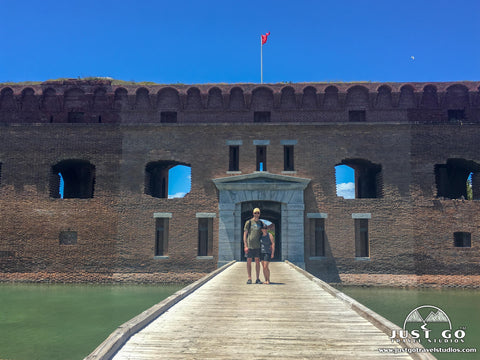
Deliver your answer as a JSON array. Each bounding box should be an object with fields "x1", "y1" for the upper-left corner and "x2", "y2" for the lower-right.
[
  {"x1": 280, "y1": 86, "x2": 296, "y2": 109},
  {"x1": 145, "y1": 161, "x2": 191, "y2": 199},
  {"x1": 336, "y1": 159, "x2": 383, "y2": 199},
  {"x1": 435, "y1": 159, "x2": 480, "y2": 200},
  {"x1": 323, "y1": 86, "x2": 339, "y2": 109},
  {"x1": 207, "y1": 87, "x2": 223, "y2": 109},
  {"x1": 229, "y1": 87, "x2": 245, "y2": 110},
  {"x1": 421, "y1": 85, "x2": 438, "y2": 108},
  {"x1": 302, "y1": 86, "x2": 317, "y2": 109},
  {"x1": 50, "y1": 160, "x2": 95, "y2": 199},
  {"x1": 135, "y1": 88, "x2": 151, "y2": 110},
  {"x1": 186, "y1": 87, "x2": 203, "y2": 110},
  {"x1": 398, "y1": 85, "x2": 416, "y2": 109},
  {"x1": 114, "y1": 88, "x2": 128, "y2": 110}
]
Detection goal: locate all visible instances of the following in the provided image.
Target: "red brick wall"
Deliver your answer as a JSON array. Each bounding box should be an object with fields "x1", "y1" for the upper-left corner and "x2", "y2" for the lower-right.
[{"x1": 0, "y1": 80, "x2": 479, "y2": 286}]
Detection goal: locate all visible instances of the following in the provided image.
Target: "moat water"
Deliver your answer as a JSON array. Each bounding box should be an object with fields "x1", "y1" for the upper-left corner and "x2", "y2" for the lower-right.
[
  {"x1": 0, "y1": 283, "x2": 478, "y2": 360},
  {"x1": 0, "y1": 283, "x2": 183, "y2": 360},
  {"x1": 337, "y1": 286, "x2": 480, "y2": 359}
]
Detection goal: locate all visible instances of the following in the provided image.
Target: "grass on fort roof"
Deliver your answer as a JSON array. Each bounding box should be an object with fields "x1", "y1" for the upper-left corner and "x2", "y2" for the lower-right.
[{"x1": 0, "y1": 77, "x2": 380, "y2": 86}]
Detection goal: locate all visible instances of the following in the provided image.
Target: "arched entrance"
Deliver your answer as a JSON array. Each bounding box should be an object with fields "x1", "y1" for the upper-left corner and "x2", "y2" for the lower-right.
[
  {"x1": 213, "y1": 172, "x2": 311, "y2": 268},
  {"x1": 240, "y1": 201, "x2": 281, "y2": 261}
]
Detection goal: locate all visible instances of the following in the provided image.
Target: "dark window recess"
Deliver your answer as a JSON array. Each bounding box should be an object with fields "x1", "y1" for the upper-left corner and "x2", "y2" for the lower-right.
[
  {"x1": 0, "y1": 162, "x2": 2, "y2": 185},
  {"x1": 454, "y1": 232, "x2": 471, "y2": 248},
  {"x1": 349, "y1": 110, "x2": 366, "y2": 122},
  {"x1": 161, "y1": 111, "x2": 177, "y2": 123},
  {"x1": 284, "y1": 145, "x2": 294, "y2": 171},
  {"x1": 448, "y1": 109, "x2": 466, "y2": 122},
  {"x1": 0, "y1": 251, "x2": 15, "y2": 258},
  {"x1": 435, "y1": 159, "x2": 480, "y2": 200},
  {"x1": 50, "y1": 160, "x2": 95, "y2": 199},
  {"x1": 68, "y1": 112, "x2": 85, "y2": 123},
  {"x1": 256, "y1": 146, "x2": 267, "y2": 171},
  {"x1": 145, "y1": 162, "x2": 170, "y2": 198},
  {"x1": 229, "y1": 146, "x2": 240, "y2": 171},
  {"x1": 198, "y1": 218, "x2": 213, "y2": 256},
  {"x1": 59, "y1": 231, "x2": 78, "y2": 245},
  {"x1": 313, "y1": 218, "x2": 325, "y2": 257},
  {"x1": 145, "y1": 161, "x2": 191, "y2": 199},
  {"x1": 254, "y1": 111, "x2": 271, "y2": 123},
  {"x1": 355, "y1": 219, "x2": 369, "y2": 257},
  {"x1": 155, "y1": 218, "x2": 169, "y2": 256},
  {"x1": 338, "y1": 159, "x2": 383, "y2": 199}
]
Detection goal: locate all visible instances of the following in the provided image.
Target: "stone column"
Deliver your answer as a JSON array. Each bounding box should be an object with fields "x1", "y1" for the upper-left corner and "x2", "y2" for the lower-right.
[
  {"x1": 284, "y1": 202, "x2": 306, "y2": 268},
  {"x1": 217, "y1": 202, "x2": 237, "y2": 267}
]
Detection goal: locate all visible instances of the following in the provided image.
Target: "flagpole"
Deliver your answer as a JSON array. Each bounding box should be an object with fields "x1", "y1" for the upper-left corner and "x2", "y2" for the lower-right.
[{"x1": 260, "y1": 35, "x2": 263, "y2": 84}]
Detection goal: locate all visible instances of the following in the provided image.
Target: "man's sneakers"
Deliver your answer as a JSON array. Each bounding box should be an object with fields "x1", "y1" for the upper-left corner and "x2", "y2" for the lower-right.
[{"x1": 246, "y1": 278, "x2": 263, "y2": 284}]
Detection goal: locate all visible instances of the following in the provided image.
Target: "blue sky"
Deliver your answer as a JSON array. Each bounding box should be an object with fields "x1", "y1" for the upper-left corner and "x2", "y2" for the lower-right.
[
  {"x1": 3, "y1": 0, "x2": 478, "y2": 199},
  {"x1": 2, "y1": 0, "x2": 479, "y2": 84}
]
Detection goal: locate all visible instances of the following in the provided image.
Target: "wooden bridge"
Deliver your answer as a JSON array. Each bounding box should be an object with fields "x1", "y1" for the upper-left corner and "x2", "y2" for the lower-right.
[{"x1": 86, "y1": 262, "x2": 435, "y2": 360}]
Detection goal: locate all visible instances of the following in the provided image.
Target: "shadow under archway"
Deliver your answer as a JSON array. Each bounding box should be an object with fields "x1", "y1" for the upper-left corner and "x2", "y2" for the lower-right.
[{"x1": 241, "y1": 201, "x2": 282, "y2": 261}]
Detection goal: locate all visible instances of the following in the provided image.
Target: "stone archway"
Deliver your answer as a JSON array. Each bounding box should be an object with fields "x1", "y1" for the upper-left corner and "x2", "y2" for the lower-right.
[
  {"x1": 213, "y1": 172, "x2": 310, "y2": 268},
  {"x1": 241, "y1": 201, "x2": 282, "y2": 261}
]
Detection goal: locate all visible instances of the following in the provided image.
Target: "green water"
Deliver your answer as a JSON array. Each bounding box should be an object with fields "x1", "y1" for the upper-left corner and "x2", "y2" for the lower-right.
[
  {"x1": 338, "y1": 286, "x2": 480, "y2": 359},
  {"x1": 1, "y1": 283, "x2": 478, "y2": 360},
  {"x1": 0, "y1": 283, "x2": 184, "y2": 360}
]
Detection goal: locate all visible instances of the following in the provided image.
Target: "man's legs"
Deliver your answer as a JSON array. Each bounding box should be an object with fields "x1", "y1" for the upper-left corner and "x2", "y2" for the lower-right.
[
  {"x1": 246, "y1": 257, "x2": 252, "y2": 281},
  {"x1": 255, "y1": 257, "x2": 261, "y2": 283}
]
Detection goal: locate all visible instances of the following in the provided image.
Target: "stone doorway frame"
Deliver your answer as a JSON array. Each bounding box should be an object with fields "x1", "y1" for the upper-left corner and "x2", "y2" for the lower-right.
[{"x1": 213, "y1": 172, "x2": 311, "y2": 268}]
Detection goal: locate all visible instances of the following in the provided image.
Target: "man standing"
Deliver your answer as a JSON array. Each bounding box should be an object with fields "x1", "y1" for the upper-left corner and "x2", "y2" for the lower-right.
[{"x1": 243, "y1": 208, "x2": 264, "y2": 284}]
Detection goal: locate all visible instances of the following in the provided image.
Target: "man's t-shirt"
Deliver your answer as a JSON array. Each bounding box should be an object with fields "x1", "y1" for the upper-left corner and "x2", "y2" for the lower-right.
[{"x1": 244, "y1": 219, "x2": 263, "y2": 249}]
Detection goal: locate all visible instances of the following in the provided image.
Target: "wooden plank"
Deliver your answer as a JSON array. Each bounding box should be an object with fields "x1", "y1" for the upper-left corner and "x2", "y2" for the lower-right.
[{"x1": 111, "y1": 262, "x2": 423, "y2": 359}]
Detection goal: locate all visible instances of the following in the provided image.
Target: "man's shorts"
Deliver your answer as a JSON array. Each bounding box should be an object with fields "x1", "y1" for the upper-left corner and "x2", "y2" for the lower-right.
[
  {"x1": 246, "y1": 248, "x2": 261, "y2": 259},
  {"x1": 261, "y1": 253, "x2": 272, "y2": 262}
]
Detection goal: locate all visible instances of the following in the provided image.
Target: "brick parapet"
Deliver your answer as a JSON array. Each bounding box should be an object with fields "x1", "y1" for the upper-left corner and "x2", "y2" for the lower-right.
[{"x1": 1, "y1": 80, "x2": 480, "y2": 124}]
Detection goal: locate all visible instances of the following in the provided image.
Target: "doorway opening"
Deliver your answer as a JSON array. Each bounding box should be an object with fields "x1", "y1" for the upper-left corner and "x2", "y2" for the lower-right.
[{"x1": 241, "y1": 201, "x2": 281, "y2": 261}]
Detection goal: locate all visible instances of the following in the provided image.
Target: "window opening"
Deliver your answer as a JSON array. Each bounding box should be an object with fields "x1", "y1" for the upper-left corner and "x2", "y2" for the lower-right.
[
  {"x1": 256, "y1": 146, "x2": 267, "y2": 171},
  {"x1": 68, "y1": 112, "x2": 85, "y2": 123},
  {"x1": 312, "y1": 218, "x2": 325, "y2": 256},
  {"x1": 467, "y1": 173, "x2": 473, "y2": 200},
  {"x1": 435, "y1": 159, "x2": 479, "y2": 200},
  {"x1": 198, "y1": 218, "x2": 213, "y2": 256},
  {"x1": 254, "y1": 111, "x2": 271, "y2": 123},
  {"x1": 50, "y1": 160, "x2": 95, "y2": 199},
  {"x1": 448, "y1": 109, "x2": 466, "y2": 123},
  {"x1": 454, "y1": 232, "x2": 471, "y2": 248},
  {"x1": 145, "y1": 162, "x2": 191, "y2": 199},
  {"x1": 355, "y1": 219, "x2": 369, "y2": 257},
  {"x1": 336, "y1": 165, "x2": 355, "y2": 199},
  {"x1": 161, "y1": 111, "x2": 177, "y2": 123},
  {"x1": 336, "y1": 160, "x2": 382, "y2": 199},
  {"x1": 58, "y1": 173, "x2": 65, "y2": 198},
  {"x1": 229, "y1": 146, "x2": 240, "y2": 171},
  {"x1": 155, "y1": 218, "x2": 169, "y2": 256},
  {"x1": 349, "y1": 110, "x2": 366, "y2": 122},
  {"x1": 59, "y1": 231, "x2": 77, "y2": 245},
  {"x1": 284, "y1": 145, "x2": 294, "y2": 171}
]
